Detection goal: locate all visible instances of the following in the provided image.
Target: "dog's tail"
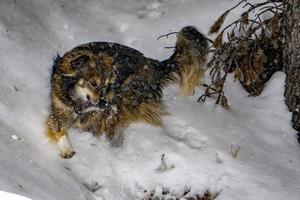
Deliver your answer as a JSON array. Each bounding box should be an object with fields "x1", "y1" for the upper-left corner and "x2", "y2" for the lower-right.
[{"x1": 159, "y1": 26, "x2": 209, "y2": 96}]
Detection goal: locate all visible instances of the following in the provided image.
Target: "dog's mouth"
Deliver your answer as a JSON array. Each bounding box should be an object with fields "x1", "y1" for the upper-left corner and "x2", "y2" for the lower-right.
[
  {"x1": 79, "y1": 98, "x2": 110, "y2": 113},
  {"x1": 72, "y1": 99, "x2": 98, "y2": 113},
  {"x1": 82, "y1": 101, "x2": 96, "y2": 109},
  {"x1": 77, "y1": 101, "x2": 100, "y2": 113}
]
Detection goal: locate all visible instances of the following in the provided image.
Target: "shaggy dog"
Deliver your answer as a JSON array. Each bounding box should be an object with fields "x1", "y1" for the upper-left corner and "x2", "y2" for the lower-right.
[{"x1": 46, "y1": 26, "x2": 209, "y2": 158}]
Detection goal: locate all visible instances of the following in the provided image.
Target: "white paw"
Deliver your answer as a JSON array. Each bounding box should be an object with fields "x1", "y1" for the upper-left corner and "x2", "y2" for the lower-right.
[{"x1": 58, "y1": 135, "x2": 75, "y2": 159}]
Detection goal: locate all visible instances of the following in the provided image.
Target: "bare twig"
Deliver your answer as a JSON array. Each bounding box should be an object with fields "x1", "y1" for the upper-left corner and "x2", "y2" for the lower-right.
[
  {"x1": 164, "y1": 46, "x2": 176, "y2": 49},
  {"x1": 157, "y1": 32, "x2": 178, "y2": 40}
]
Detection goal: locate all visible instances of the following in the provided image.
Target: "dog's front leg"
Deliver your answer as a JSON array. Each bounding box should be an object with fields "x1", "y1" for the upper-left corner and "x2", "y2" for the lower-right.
[
  {"x1": 46, "y1": 111, "x2": 75, "y2": 159},
  {"x1": 57, "y1": 133, "x2": 75, "y2": 159}
]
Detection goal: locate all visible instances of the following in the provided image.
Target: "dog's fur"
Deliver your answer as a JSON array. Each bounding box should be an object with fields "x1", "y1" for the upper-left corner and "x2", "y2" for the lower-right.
[{"x1": 46, "y1": 26, "x2": 209, "y2": 158}]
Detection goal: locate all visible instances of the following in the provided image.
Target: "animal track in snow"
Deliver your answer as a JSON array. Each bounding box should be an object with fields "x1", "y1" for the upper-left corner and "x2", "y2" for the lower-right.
[
  {"x1": 137, "y1": 1, "x2": 164, "y2": 19},
  {"x1": 163, "y1": 118, "x2": 209, "y2": 150}
]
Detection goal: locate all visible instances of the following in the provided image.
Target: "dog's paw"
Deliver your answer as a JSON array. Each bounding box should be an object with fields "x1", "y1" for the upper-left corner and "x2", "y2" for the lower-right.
[
  {"x1": 60, "y1": 149, "x2": 76, "y2": 159},
  {"x1": 58, "y1": 135, "x2": 75, "y2": 159}
]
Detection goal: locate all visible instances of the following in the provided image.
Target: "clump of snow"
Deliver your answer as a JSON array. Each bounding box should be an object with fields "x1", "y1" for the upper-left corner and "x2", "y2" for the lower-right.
[{"x1": 0, "y1": 0, "x2": 299, "y2": 200}]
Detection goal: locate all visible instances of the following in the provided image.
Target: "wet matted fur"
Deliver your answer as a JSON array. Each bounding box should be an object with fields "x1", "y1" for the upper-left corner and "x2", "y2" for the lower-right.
[{"x1": 46, "y1": 26, "x2": 209, "y2": 158}]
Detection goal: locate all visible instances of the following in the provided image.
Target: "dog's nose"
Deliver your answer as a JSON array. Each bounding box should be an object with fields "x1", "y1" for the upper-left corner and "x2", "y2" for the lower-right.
[
  {"x1": 86, "y1": 95, "x2": 91, "y2": 101},
  {"x1": 98, "y1": 98, "x2": 107, "y2": 109}
]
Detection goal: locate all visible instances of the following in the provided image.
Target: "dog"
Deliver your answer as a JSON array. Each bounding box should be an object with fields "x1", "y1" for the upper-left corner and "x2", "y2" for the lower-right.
[{"x1": 46, "y1": 26, "x2": 209, "y2": 158}]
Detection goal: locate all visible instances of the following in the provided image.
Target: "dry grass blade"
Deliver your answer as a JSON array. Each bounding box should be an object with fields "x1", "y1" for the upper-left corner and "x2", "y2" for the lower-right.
[
  {"x1": 234, "y1": 67, "x2": 243, "y2": 81},
  {"x1": 252, "y1": 48, "x2": 266, "y2": 72},
  {"x1": 231, "y1": 144, "x2": 241, "y2": 159},
  {"x1": 221, "y1": 95, "x2": 230, "y2": 110},
  {"x1": 242, "y1": 13, "x2": 249, "y2": 25},
  {"x1": 269, "y1": 13, "x2": 282, "y2": 38},
  {"x1": 209, "y1": 10, "x2": 230, "y2": 34},
  {"x1": 209, "y1": 0, "x2": 247, "y2": 34},
  {"x1": 213, "y1": 31, "x2": 224, "y2": 48},
  {"x1": 244, "y1": 69, "x2": 259, "y2": 86},
  {"x1": 229, "y1": 29, "x2": 235, "y2": 40}
]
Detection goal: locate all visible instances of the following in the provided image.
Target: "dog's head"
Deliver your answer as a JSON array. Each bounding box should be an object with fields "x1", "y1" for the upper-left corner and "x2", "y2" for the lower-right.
[
  {"x1": 176, "y1": 26, "x2": 209, "y2": 59},
  {"x1": 53, "y1": 47, "x2": 118, "y2": 110}
]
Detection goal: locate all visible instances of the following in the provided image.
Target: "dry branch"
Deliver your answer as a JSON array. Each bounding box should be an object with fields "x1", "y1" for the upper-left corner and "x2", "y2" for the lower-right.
[{"x1": 200, "y1": 0, "x2": 284, "y2": 108}]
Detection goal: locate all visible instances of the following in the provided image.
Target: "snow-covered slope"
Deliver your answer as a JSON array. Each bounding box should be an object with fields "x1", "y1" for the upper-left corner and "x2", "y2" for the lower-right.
[{"x1": 0, "y1": 0, "x2": 299, "y2": 199}]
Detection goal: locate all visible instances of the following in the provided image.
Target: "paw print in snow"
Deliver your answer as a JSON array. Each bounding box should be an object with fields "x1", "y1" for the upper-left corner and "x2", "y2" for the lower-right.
[
  {"x1": 164, "y1": 120, "x2": 209, "y2": 150},
  {"x1": 137, "y1": 2, "x2": 164, "y2": 19}
]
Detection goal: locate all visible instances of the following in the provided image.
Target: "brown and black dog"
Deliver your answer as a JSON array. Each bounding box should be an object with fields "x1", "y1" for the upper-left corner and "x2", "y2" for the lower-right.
[{"x1": 46, "y1": 26, "x2": 209, "y2": 158}]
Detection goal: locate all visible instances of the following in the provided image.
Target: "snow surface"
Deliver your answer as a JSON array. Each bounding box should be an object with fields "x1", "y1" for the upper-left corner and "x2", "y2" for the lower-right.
[
  {"x1": 0, "y1": 191, "x2": 32, "y2": 200},
  {"x1": 0, "y1": 0, "x2": 299, "y2": 199}
]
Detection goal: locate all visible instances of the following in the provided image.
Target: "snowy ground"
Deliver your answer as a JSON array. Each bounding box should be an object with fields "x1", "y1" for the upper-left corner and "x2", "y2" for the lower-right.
[{"x1": 0, "y1": 0, "x2": 299, "y2": 199}]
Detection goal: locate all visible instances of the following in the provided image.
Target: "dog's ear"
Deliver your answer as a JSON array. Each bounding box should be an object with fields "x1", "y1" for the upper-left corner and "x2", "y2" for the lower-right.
[
  {"x1": 51, "y1": 54, "x2": 62, "y2": 75},
  {"x1": 58, "y1": 55, "x2": 90, "y2": 77},
  {"x1": 55, "y1": 57, "x2": 87, "y2": 78},
  {"x1": 52, "y1": 54, "x2": 78, "y2": 77},
  {"x1": 71, "y1": 55, "x2": 90, "y2": 69},
  {"x1": 52, "y1": 53, "x2": 78, "y2": 77}
]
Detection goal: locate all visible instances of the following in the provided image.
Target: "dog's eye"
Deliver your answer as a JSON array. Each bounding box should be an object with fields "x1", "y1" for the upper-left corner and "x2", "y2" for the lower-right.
[
  {"x1": 89, "y1": 79, "x2": 98, "y2": 88},
  {"x1": 71, "y1": 56, "x2": 89, "y2": 68}
]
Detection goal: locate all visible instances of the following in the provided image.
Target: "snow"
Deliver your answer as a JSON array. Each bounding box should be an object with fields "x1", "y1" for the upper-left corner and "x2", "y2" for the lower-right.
[
  {"x1": 0, "y1": 191, "x2": 32, "y2": 200},
  {"x1": 0, "y1": 0, "x2": 299, "y2": 200}
]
